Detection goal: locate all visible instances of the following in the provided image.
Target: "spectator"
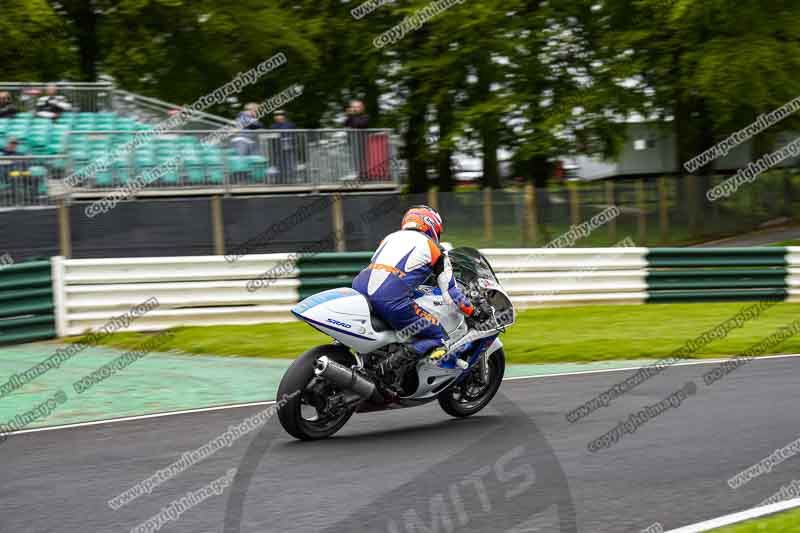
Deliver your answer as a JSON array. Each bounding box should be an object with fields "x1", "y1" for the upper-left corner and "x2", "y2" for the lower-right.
[
  {"x1": 344, "y1": 100, "x2": 370, "y2": 129},
  {"x1": 270, "y1": 110, "x2": 296, "y2": 130},
  {"x1": 270, "y1": 110, "x2": 298, "y2": 182},
  {"x1": 345, "y1": 100, "x2": 371, "y2": 179},
  {"x1": 0, "y1": 92, "x2": 17, "y2": 119},
  {"x1": 232, "y1": 103, "x2": 265, "y2": 156},
  {"x1": 0, "y1": 137, "x2": 21, "y2": 202},
  {"x1": 1, "y1": 137, "x2": 18, "y2": 156},
  {"x1": 35, "y1": 84, "x2": 72, "y2": 120},
  {"x1": 236, "y1": 103, "x2": 265, "y2": 129}
]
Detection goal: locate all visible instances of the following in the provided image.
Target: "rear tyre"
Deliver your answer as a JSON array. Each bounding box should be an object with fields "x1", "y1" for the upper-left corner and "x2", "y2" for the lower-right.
[
  {"x1": 438, "y1": 348, "x2": 505, "y2": 418},
  {"x1": 277, "y1": 344, "x2": 357, "y2": 440}
]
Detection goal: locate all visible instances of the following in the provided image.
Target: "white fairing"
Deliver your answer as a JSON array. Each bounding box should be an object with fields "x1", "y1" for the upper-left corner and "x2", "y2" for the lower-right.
[
  {"x1": 292, "y1": 287, "x2": 472, "y2": 354},
  {"x1": 292, "y1": 283, "x2": 511, "y2": 400},
  {"x1": 291, "y1": 288, "x2": 399, "y2": 354}
]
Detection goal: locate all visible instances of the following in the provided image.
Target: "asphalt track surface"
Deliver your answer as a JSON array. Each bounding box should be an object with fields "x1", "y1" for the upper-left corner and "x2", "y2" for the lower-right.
[{"x1": 3, "y1": 356, "x2": 800, "y2": 533}]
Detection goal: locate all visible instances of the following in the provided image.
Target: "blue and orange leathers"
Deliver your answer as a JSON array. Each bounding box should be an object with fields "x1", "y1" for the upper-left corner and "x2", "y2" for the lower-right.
[{"x1": 352, "y1": 229, "x2": 475, "y2": 356}]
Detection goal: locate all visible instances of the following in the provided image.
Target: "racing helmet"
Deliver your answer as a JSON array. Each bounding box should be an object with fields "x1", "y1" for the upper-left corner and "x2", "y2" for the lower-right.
[{"x1": 401, "y1": 205, "x2": 443, "y2": 242}]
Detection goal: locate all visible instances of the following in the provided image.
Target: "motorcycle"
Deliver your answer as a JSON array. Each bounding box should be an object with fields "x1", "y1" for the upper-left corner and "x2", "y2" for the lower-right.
[{"x1": 276, "y1": 247, "x2": 515, "y2": 440}]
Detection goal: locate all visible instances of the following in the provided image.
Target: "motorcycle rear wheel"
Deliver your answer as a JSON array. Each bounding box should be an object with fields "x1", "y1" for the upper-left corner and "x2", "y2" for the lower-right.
[
  {"x1": 277, "y1": 344, "x2": 357, "y2": 440},
  {"x1": 437, "y1": 348, "x2": 505, "y2": 418}
]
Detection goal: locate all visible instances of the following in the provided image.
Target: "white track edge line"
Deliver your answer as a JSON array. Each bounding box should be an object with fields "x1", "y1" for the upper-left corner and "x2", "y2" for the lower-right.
[
  {"x1": 503, "y1": 352, "x2": 800, "y2": 381},
  {"x1": 5, "y1": 352, "x2": 800, "y2": 436},
  {"x1": 665, "y1": 497, "x2": 800, "y2": 532},
  {"x1": 3, "y1": 399, "x2": 277, "y2": 436}
]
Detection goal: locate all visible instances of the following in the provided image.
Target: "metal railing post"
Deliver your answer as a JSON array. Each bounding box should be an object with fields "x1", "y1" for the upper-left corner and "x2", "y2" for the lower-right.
[
  {"x1": 332, "y1": 193, "x2": 347, "y2": 252},
  {"x1": 211, "y1": 195, "x2": 226, "y2": 255},
  {"x1": 57, "y1": 199, "x2": 72, "y2": 258}
]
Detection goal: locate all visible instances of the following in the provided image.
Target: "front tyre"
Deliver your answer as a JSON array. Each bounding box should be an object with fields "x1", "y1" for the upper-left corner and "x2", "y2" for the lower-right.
[
  {"x1": 277, "y1": 344, "x2": 356, "y2": 440},
  {"x1": 438, "y1": 348, "x2": 505, "y2": 418}
]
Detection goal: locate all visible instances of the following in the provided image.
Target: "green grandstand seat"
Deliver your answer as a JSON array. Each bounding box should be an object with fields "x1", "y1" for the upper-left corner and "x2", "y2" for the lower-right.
[
  {"x1": 247, "y1": 155, "x2": 267, "y2": 180},
  {"x1": 70, "y1": 152, "x2": 91, "y2": 175},
  {"x1": 46, "y1": 141, "x2": 64, "y2": 155},
  {"x1": 29, "y1": 165, "x2": 47, "y2": 177},
  {"x1": 94, "y1": 167, "x2": 114, "y2": 186},
  {"x1": 184, "y1": 156, "x2": 205, "y2": 183},
  {"x1": 134, "y1": 152, "x2": 156, "y2": 168},
  {"x1": 204, "y1": 149, "x2": 224, "y2": 183},
  {"x1": 111, "y1": 133, "x2": 131, "y2": 144},
  {"x1": 29, "y1": 165, "x2": 48, "y2": 194},
  {"x1": 89, "y1": 148, "x2": 110, "y2": 162},
  {"x1": 88, "y1": 136, "x2": 111, "y2": 148},
  {"x1": 228, "y1": 155, "x2": 250, "y2": 176},
  {"x1": 29, "y1": 131, "x2": 50, "y2": 146},
  {"x1": 206, "y1": 164, "x2": 224, "y2": 183},
  {"x1": 160, "y1": 166, "x2": 180, "y2": 185},
  {"x1": 114, "y1": 121, "x2": 137, "y2": 132},
  {"x1": 202, "y1": 147, "x2": 222, "y2": 160},
  {"x1": 50, "y1": 156, "x2": 68, "y2": 171},
  {"x1": 112, "y1": 160, "x2": 130, "y2": 183}
]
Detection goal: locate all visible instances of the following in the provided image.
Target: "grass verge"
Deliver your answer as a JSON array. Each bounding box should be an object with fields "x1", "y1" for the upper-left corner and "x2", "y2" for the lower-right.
[
  {"x1": 773, "y1": 239, "x2": 800, "y2": 246},
  {"x1": 710, "y1": 506, "x2": 800, "y2": 532},
  {"x1": 65, "y1": 302, "x2": 800, "y2": 364}
]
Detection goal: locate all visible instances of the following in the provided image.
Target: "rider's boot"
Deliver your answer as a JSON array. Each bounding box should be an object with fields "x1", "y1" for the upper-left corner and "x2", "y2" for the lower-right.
[
  {"x1": 411, "y1": 338, "x2": 450, "y2": 366},
  {"x1": 427, "y1": 345, "x2": 448, "y2": 362}
]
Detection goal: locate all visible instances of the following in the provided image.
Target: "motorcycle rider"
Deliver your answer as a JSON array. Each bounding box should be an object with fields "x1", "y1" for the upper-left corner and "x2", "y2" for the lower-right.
[{"x1": 352, "y1": 205, "x2": 484, "y2": 363}]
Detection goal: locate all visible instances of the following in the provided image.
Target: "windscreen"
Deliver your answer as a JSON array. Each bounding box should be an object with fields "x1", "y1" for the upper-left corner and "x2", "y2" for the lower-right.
[{"x1": 447, "y1": 247, "x2": 499, "y2": 285}]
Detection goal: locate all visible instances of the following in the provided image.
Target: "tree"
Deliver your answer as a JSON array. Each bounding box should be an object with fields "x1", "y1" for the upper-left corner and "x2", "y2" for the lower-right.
[
  {"x1": 602, "y1": 0, "x2": 800, "y2": 172},
  {"x1": 0, "y1": 1, "x2": 77, "y2": 80}
]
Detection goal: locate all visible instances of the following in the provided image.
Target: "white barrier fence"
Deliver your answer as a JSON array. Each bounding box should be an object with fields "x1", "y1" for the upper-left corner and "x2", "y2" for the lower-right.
[
  {"x1": 52, "y1": 247, "x2": 650, "y2": 337},
  {"x1": 787, "y1": 249, "x2": 800, "y2": 303},
  {"x1": 486, "y1": 247, "x2": 648, "y2": 308},
  {"x1": 52, "y1": 254, "x2": 301, "y2": 337}
]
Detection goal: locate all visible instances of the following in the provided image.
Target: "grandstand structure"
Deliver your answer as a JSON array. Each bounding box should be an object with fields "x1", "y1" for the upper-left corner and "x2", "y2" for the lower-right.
[{"x1": 0, "y1": 82, "x2": 400, "y2": 208}]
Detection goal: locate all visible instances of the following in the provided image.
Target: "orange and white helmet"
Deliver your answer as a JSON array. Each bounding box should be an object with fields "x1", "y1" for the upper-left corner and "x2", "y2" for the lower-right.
[{"x1": 401, "y1": 205, "x2": 443, "y2": 242}]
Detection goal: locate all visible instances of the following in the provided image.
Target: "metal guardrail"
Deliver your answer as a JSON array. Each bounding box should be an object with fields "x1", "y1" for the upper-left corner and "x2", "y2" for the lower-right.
[
  {"x1": 0, "y1": 82, "x2": 114, "y2": 113},
  {"x1": 61, "y1": 128, "x2": 398, "y2": 191},
  {"x1": 0, "y1": 129, "x2": 398, "y2": 206},
  {"x1": 0, "y1": 82, "x2": 232, "y2": 127},
  {"x1": 53, "y1": 254, "x2": 302, "y2": 336},
  {"x1": 49, "y1": 247, "x2": 800, "y2": 338},
  {"x1": 0, "y1": 260, "x2": 56, "y2": 345},
  {"x1": 110, "y1": 89, "x2": 235, "y2": 130},
  {"x1": 0, "y1": 156, "x2": 65, "y2": 207}
]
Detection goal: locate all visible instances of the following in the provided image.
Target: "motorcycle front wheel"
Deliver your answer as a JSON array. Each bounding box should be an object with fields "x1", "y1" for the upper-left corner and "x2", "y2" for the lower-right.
[
  {"x1": 277, "y1": 344, "x2": 357, "y2": 440},
  {"x1": 437, "y1": 348, "x2": 505, "y2": 418}
]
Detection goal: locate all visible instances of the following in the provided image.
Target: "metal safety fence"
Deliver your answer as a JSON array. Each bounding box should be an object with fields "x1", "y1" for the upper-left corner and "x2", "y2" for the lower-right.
[
  {"x1": 44, "y1": 246, "x2": 800, "y2": 338},
  {"x1": 0, "y1": 82, "x2": 114, "y2": 114},
  {"x1": 110, "y1": 90, "x2": 235, "y2": 130},
  {"x1": 0, "y1": 156, "x2": 65, "y2": 208},
  {"x1": 0, "y1": 260, "x2": 56, "y2": 345},
  {"x1": 60, "y1": 128, "x2": 398, "y2": 191}
]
